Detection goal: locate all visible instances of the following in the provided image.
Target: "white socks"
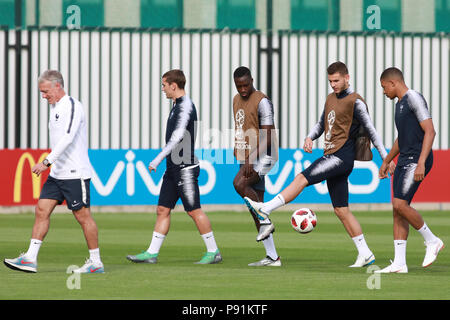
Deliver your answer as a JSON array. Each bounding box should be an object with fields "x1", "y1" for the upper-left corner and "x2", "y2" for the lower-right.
[
  {"x1": 26, "y1": 239, "x2": 103, "y2": 265},
  {"x1": 389, "y1": 223, "x2": 437, "y2": 267},
  {"x1": 25, "y1": 239, "x2": 42, "y2": 261},
  {"x1": 418, "y1": 222, "x2": 438, "y2": 243},
  {"x1": 352, "y1": 234, "x2": 372, "y2": 258},
  {"x1": 393, "y1": 240, "x2": 407, "y2": 266},
  {"x1": 201, "y1": 231, "x2": 219, "y2": 253},
  {"x1": 147, "y1": 231, "x2": 218, "y2": 255},
  {"x1": 147, "y1": 231, "x2": 166, "y2": 255},
  {"x1": 262, "y1": 194, "x2": 285, "y2": 215},
  {"x1": 263, "y1": 234, "x2": 279, "y2": 260},
  {"x1": 89, "y1": 248, "x2": 102, "y2": 265}
]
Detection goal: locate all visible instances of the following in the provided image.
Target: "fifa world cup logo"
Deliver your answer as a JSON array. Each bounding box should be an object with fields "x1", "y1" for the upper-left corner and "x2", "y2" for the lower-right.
[
  {"x1": 325, "y1": 110, "x2": 336, "y2": 141},
  {"x1": 235, "y1": 109, "x2": 245, "y2": 143}
]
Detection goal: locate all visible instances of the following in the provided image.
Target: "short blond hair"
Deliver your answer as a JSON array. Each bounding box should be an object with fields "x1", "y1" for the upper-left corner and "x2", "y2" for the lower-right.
[{"x1": 38, "y1": 70, "x2": 64, "y2": 88}]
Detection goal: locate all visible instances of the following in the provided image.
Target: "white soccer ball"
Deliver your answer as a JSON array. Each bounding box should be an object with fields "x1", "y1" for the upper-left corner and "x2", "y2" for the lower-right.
[{"x1": 290, "y1": 208, "x2": 317, "y2": 234}]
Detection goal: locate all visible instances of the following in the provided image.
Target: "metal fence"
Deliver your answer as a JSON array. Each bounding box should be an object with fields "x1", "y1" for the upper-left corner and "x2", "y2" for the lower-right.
[
  {"x1": 278, "y1": 30, "x2": 450, "y2": 150},
  {"x1": 1, "y1": 27, "x2": 449, "y2": 151}
]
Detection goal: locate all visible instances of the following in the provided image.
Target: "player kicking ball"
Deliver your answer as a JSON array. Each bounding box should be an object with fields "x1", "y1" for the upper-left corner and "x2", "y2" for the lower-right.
[
  {"x1": 375, "y1": 67, "x2": 444, "y2": 273},
  {"x1": 245, "y1": 62, "x2": 395, "y2": 268}
]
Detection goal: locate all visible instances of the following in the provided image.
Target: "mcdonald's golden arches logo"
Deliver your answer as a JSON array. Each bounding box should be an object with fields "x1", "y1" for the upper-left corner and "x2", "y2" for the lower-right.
[{"x1": 13, "y1": 152, "x2": 49, "y2": 203}]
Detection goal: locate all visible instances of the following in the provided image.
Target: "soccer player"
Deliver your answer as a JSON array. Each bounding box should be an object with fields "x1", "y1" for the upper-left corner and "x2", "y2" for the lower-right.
[
  {"x1": 3, "y1": 70, "x2": 104, "y2": 273},
  {"x1": 245, "y1": 62, "x2": 395, "y2": 267},
  {"x1": 375, "y1": 67, "x2": 444, "y2": 273},
  {"x1": 126, "y1": 69, "x2": 222, "y2": 264},
  {"x1": 232, "y1": 66, "x2": 281, "y2": 267}
]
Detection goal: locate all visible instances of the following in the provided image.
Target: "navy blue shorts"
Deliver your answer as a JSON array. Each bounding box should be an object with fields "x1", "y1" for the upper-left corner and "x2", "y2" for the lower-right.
[
  {"x1": 302, "y1": 154, "x2": 354, "y2": 208},
  {"x1": 158, "y1": 165, "x2": 201, "y2": 212},
  {"x1": 393, "y1": 160, "x2": 433, "y2": 204},
  {"x1": 40, "y1": 175, "x2": 90, "y2": 210}
]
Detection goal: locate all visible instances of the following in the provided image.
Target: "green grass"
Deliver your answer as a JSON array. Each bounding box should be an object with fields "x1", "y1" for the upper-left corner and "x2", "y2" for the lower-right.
[{"x1": 0, "y1": 210, "x2": 449, "y2": 300}]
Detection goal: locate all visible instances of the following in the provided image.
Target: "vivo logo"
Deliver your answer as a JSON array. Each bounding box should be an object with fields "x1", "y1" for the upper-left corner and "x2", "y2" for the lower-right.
[{"x1": 91, "y1": 150, "x2": 216, "y2": 197}]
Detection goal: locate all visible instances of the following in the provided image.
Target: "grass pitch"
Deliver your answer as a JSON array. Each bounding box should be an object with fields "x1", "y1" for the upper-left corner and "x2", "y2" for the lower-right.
[{"x1": 0, "y1": 209, "x2": 449, "y2": 300}]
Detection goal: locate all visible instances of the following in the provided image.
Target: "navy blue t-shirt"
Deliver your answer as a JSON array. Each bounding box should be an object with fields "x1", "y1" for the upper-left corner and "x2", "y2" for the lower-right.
[
  {"x1": 149, "y1": 95, "x2": 199, "y2": 170},
  {"x1": 395, "y1": 90, "x2": 433, "y2": 166}
]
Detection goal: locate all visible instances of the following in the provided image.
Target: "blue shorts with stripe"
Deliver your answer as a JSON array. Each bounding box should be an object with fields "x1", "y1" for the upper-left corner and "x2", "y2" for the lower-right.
[
  {"x1": 40, "y1": 175, "x2": 90, "y2": 210},
  {"x1": 393, "y1": 157, "x2": 433, "y2": 204},
  {"x1": 158, "y1": 164, "x2": 201, "y2": 212},
  {"x1": 302, "y1": 153, "x2": 354, "y2": 208}
]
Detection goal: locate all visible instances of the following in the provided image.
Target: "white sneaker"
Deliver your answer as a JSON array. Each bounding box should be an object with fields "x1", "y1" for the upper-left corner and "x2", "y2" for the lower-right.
[
  {"x1": 422, "y1": 238, "x2": 444, "y2": 268},
  {"x1": 349, "y1": 253, "x2": 375, "y2": 267},
  {"x1": 72, "y1": 258, "x2": 105, "y2": 274},
  {"x1": 244, "y1": 197, "x2": 269, "y2": 220},
  {"x1": 374, "y1": 261, "x2": 408, "y2": 273},
  {"x1": 3, "y1": 253, "x2": 37, "y2": 273},
  {"x1": 248, "y1": 256, "x2": 281, "y2": 267}
]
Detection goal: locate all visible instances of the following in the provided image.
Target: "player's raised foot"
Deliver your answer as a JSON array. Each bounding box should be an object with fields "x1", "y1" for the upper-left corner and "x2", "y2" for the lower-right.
[
  {"x1": 72, "y1": 258, "x2": 105, "y2": 274},
  {"x1": 374, "y1": 261, "x2": 408, "y2": 273},
  {"x1": 422, "y1": 238, "x2": 444, "y2": 268},
  {"x1": 126, "y1": 251, "x2": 158, "y2": 264},
  {"x1": 194, "y1": 250, "x2": 222, "y2": 264},
  {"x1": 243, "y1": 197, "x2": 269, "y2": 221},
  {"x1": 3, "y1": 253, "x2": 37, "y2": 273},
  {"x1": 256, "y1": 220, "x2": 275, "y2": 242},
  {"x1": 348, "y1": 253, "x2": 375, "y2": 268},
  {"x1": 248, "y1": 256, "x2": 281, "y2": 267}
]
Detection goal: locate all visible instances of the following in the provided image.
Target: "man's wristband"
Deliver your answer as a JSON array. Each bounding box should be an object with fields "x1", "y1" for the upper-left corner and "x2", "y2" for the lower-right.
[{"x1": 43, "y1": 159, "x2": 51, "y2": 167}]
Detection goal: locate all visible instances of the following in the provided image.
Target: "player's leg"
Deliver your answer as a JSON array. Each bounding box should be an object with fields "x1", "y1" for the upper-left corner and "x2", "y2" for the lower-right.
[
  {"x1": 245, "y1": 173, "x2": 308, "y2": 221},
  {"x1": 392, "y1": 161, "x2": 443, "y2": 267},
  {"x1": 72, "y1": 206, "x2": 104, "y2": 273},
  {"x1": 31, "y1": 199, "x2": 59, "y2": 240},
  {"x1": 249, "y1": 155, "x2": 346, "y2": 242},
  {"x1": 233, "y1": 164, "x2": 265, "y2": 226},
  {"x1": 234, "y1": 164, "x2": 277, "y2": 244},
  {"x1": 3, "y1": 198, "x2": 58, "y2": 273},
  {"x1": 248, "y1": 185, "x2": 281, "y2": 266},
  {"x1": 126, "y1": 205, "x2": 172, "y2": 264},
  {"x1": 72, "y1": 206, "x2": 99, "y2": 250},
  {"x1": 63, "y1": 178, "x2": 104, "y2": 273},
  {"x1": 245, "y1": 155, "x2": 341, "y2": 220},
  {"x1": 327, "y1": 175, "x2": 375, "y2": 267},
  {"x1": 179, "y1": 165, "x2": 221, "y2": 264},
  {"x1": 391, "y1": 208, "x2": 409, "y2": 269},
  {"x1": 127, "y1": 171, "x2": 177, "y2": 264},
  {"x1": 233, "y1": 165, "x2": 262, "y2": 202},
  {"x1": 375, "y1": 206, "x2": 410, "y2": 273},
  {"x1": 4, "y1": 176, "x2": 62, "y2": 273},
  {"x1": 187, "y1": 208, "x2": 222, "y2": 264},
  {"x1": 335, "y1": 206, "x2": 375, "y2": 267},
  {"x1": 393, "y1": 198, "x2": 443, "y2": 267}
]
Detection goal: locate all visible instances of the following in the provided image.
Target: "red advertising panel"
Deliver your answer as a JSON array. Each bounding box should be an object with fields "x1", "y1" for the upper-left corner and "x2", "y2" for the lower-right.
[
  {"x1": 0, "y1": 149, "x2": 50, "y2": 205},
  {"x1": 412, "y1": 150, "x2": 450, "y2": 202}
]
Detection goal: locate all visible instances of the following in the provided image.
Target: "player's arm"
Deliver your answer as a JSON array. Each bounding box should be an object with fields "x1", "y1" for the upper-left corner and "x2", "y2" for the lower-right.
[
  {"x1": 354, "y1": 100, "x2": 395, "y2": 176},
  {"x1": 354, "y1": 100, "x2": 388, "y2": 159},
  {"x1": 304, "y1": 110, "x2": 324, "y2": 153},
  {"x1": 33, "y1": 101, "x2": 83, "y2": 176},
  {"x1": 244, "y1": 98, "x2": 276, "y2": 177},
  {"x1": 408, "y1": 91, "x2": 435, "y2": 181},
  {"x1": 149, "y1": 107, "x2": 191, "y2": 172},
  {"x1": 379, "y1": 138, "x2": 399, "y2": 179},
  {"x1": 247, "y1": 123, "x2": 275, "y2": 164},
  {"x1": 415, "y1": 118, "x2": 435, "y2": 181}
]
